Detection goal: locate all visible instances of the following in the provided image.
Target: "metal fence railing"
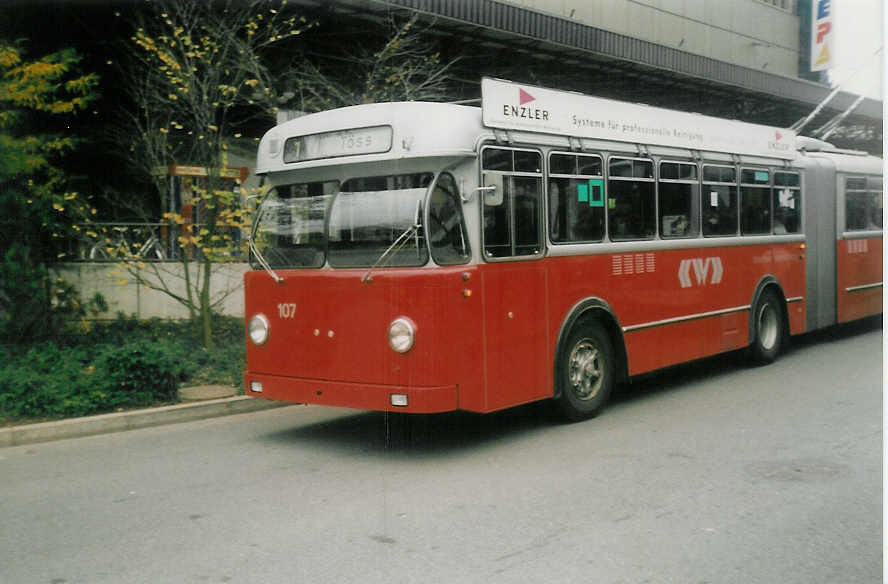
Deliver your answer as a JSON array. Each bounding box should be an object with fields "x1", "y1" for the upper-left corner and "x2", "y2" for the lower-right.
[{"x1": 67, "y1": 223, "x2": 247, "y2": 262}]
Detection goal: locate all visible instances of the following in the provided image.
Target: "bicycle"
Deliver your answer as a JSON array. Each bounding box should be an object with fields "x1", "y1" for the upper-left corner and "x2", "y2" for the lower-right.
[{"x1": 88, "y1": 224, "x2": 166, "y2": 261}]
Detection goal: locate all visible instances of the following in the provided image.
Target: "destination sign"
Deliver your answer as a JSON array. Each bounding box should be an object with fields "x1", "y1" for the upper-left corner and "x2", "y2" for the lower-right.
[{"x1": 283, "y1": 125, "x2": 393, "y2": 163}]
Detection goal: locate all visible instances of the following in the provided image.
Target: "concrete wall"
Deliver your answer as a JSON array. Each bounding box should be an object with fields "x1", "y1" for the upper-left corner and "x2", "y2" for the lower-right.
[
  {"x1": 53, "y1": 262, "x2": 250, "y2": 320},
  {"x1": 54, "y1": 142, "x2": 261, "y2": 322},
  {"x1": 499, "y1": 0, "x2": 800, "y2": 76}
]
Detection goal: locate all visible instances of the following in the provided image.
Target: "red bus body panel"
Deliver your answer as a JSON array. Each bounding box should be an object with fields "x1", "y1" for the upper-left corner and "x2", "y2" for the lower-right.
[
  {"x1": 244, "y1": 267, "x2": 485, "y2": 413},
  {"x1": 244, "y1": 240, "x2": 808, "y2": 413},
  {"x1": 836, "y1": 236, "x2": 883, "y2": 323},
  {"x1": 545, "y1": 242, "x2": 806, "y2": 376}
]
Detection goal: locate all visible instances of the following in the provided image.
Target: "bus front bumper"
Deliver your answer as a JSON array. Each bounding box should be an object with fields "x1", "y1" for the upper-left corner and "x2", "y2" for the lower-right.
[{"x1": 244, "y1": 373, "x2": 459, "y2": 413}]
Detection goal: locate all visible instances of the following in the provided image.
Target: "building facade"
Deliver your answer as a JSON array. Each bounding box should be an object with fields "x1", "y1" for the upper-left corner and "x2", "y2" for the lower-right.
[
  {"x1": 501, "y1": 0, "x2": 803, "y2": 78},
  {"x1": 299, "y1": 0, "x2": 879, "y2": 150}
]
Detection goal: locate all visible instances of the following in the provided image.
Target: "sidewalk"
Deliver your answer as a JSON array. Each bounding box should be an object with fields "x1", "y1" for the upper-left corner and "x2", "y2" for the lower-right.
[{"x1": 0, "y1": 387, "x2": 290, "y2": 448}]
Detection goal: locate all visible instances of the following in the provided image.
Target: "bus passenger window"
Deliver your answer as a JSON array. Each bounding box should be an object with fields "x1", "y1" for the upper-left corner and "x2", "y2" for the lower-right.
[
  {"x1": 773, "y1": 171, "x2": 801, "y2": 234},
  {"x1": 658, "y1": 162, "x2": 699, "y2": 238},
  {"x1": 869, "y1": 192, "x2": 883, "y2": 229},
  {"x1": 608, "y1": 157, "x2": 655, "y2": 240},
  {"x1": 740, "y1": 168, "x2": 771, "y2": 235},
  {"x1": 867, "y1": 177, "x2": 883, "y2": 229},
  {"x1": 483, "y1": 186, "x2": 513, "y2": 257},
  {"x1": 513, "y1": 177, "x2": 541, "y2": 255},
  {"x1": 702, "y1": 165, "x2": 738, "y2": 237},
  {"x1": 845, "y1": 178, "x2": 868, "y2": 230},
  {"x1": 482, "y1": 148, "x2": 512, "y2": 172},
  {"x1": 845, "y1": 177, "x2": 882, "y2": 231},
  {"x1": 428, "y1": 173, "x2": 470, "y2": 265},
  {"x1": 481, "y1": 146, "x2": 542, "y2": 258},
  {"x1": 845, "y1": 177, "x2": 882, "y2": 232},
  {"x1": 547, "y1": 152, "x2": 604, "y2": 243},
  {"x1": 515, "y1": 150, "x2": 542, "y2": 173}
]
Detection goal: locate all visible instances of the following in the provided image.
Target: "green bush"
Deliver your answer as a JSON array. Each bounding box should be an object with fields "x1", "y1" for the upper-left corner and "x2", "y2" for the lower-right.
[
  {"x1": 0, "y1": 343, "x2": 102, "y2": 419},
  {"x1": 0, "y1": 315, "x2": 246, "y2": 422},
  {"x1": 97, "y1": 340, "x2": 188, "y2": 407}
]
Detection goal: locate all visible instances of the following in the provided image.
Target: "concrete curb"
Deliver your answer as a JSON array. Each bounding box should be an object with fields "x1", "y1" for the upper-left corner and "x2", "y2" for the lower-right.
[{"x1": 0, "y1": 396, "x2": 290, "y2": 448}]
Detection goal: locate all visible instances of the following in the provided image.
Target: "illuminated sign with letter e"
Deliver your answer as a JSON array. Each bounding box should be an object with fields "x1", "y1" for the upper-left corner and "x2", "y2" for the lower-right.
[{"x1": 811, "y1": 0, "x2": 834, "y2": 71}]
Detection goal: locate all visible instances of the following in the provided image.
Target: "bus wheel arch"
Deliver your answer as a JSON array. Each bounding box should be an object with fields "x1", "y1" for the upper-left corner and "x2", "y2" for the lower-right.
[
  {"x1": 552, "y1": 300, "x2": 627, "y2": 421},
  {"x1": 748, "y1": 277, "x2": 789, "y2": 364}
]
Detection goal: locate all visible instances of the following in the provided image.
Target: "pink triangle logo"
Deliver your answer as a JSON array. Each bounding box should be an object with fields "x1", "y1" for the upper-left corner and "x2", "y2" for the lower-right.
[
  {"x1": 519, "y1": 88, "x2": 535, "y2": 105},
  {"x1": 775, "y1": 131, "x2": 783, "y2": 140}
]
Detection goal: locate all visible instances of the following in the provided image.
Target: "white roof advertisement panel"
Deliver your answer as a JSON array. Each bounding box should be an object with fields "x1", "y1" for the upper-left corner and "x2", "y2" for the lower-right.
[{"x1": 481, "y1": 78, "x2": 797, "y2": 159}]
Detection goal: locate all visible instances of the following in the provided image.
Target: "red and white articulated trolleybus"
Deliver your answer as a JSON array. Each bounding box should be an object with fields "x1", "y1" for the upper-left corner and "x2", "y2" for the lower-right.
[{"x1": 244, "y1": 78, "x2": 882, "y2": 421}]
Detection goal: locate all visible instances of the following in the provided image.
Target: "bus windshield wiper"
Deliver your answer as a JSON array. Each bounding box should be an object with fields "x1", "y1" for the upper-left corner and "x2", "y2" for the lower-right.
[
  {"x1": 248, "y1": 234, "x2": 284, "y2": 284},
  {"x1": 362, "y1": 201, "x2": 422, "y2": 283}
]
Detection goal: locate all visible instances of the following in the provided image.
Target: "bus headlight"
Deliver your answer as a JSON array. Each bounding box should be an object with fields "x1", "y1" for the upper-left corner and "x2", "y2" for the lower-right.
[
  {"x1": 248, "y1": 314, "x2": 270, "y2": 345},
  {"x1": 388, "y1": 317, "x2": 416, "y2": 353}
]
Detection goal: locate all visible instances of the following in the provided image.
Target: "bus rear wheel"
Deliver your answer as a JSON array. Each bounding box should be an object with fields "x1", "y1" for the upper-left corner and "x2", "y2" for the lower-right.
[
  {"x1": 750, "y1": 289, "x2": 784, "y2": 364},
  {"x1": 555, "y1": 322, "x2": 614, "y2": 422}
]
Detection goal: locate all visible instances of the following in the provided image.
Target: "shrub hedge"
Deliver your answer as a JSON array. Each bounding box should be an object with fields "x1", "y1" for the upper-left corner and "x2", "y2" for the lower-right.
[{"x1": 0, "y1": 315, "x2": 246, "y2": 422}]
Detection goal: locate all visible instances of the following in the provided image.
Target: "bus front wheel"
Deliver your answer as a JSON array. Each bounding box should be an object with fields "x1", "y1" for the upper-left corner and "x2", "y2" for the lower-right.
[
  {"x1": 750, "y1": 288, "x2": 784, "y2": 364},
  {"x1": 555, "y1": 322, "x2": 614, "y2": 422}
]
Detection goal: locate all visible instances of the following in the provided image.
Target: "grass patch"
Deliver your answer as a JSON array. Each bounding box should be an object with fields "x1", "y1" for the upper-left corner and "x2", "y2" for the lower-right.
[{"x1": 0, "y1": 315, "x2": 246, "y2": 424}]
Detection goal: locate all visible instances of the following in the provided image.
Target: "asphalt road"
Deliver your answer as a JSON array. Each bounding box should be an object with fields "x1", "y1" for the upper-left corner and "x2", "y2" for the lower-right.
[{"x1": 1, "y1": 319, "x2": 882, "y2": 584}]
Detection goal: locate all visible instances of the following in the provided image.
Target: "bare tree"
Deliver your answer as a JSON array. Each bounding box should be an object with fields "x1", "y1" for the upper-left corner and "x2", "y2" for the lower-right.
[
  {"x1": 113, "y1": 4, "x2": 459, "y2": 347},
  {"x1": 281, "y1": 14, "x2": 459, "y2": 113},
  {"x1": 114, "y1": 0, "x2": 312, "y2": 347}
]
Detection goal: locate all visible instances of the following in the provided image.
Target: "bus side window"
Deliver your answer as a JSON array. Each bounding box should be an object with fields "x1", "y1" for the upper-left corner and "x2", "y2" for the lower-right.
[
  {"x1": 845, "y1": 178, "x2": 869, "y2": 231},
  {"x1": 608, "y1": 157, "x2": 655, "y2": 241},
  {"x1": 547, "y1": 152, "x2": 604, "y2": 243},
  {"x1": 702, "y1": 165, "x2": 738, "y2": 237},
  {"x1": 481, "y1": 146, "x2": 542, "y2": 258},
  {"x1": 483, "y1": 174, "x2": 513, "y2": 257},
  {"x1": 513, "y1": 176, "x2": 541, "y2": 255},
  {"x1": 658, "y1": 161, "x2": 699, "y2": 239},
  {"x1": 869, "y1": 190, "x2": 883, "y2": 229},
  {"x1": 773, "y1": 171, "x2": 801, "y2": 234},
  {"x1": 740, "y1": 168, "x2": 770, "y2": 235},
  {"x1": 845, "y1": 177, "x2": 883, "y2": 232}
]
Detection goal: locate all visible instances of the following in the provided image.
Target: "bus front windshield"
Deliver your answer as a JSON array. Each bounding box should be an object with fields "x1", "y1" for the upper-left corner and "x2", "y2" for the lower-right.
[{"x1": 251, "y1": 171, "x2": 468, "y2": 270}]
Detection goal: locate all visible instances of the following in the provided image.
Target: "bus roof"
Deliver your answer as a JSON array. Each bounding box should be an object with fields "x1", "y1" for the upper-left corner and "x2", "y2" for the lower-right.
[
  {"x1": 256, "y1": 86, "x2": 881, "y2": 176},
  {"x1": 803, "y1": 149, "x2": 884, "y2": 175}
]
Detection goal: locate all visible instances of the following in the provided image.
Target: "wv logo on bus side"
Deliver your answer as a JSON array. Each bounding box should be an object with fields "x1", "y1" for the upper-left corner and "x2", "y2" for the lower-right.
[{"x1": 678, "y1": 257, "x2": 724, "y2": 288}]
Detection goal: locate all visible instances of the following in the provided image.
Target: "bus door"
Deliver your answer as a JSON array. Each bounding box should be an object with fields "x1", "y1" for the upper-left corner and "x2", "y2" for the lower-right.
[{"x1": 479, "y1": 147, "x2": 550, "y2": 411}]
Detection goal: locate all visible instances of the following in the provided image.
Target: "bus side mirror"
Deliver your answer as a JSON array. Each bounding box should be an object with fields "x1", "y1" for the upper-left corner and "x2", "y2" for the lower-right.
[{"x1": 481, "y1": 173, "x2": 504, "y2": 206}]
